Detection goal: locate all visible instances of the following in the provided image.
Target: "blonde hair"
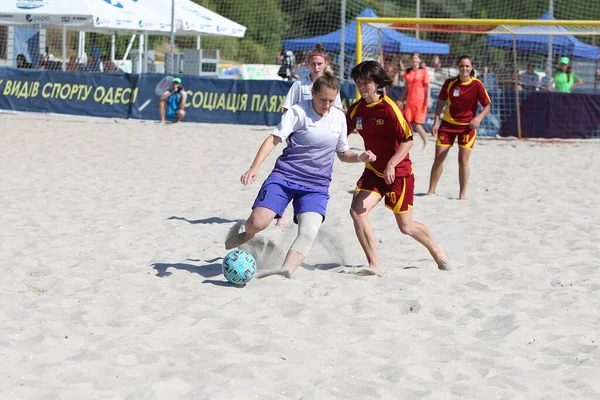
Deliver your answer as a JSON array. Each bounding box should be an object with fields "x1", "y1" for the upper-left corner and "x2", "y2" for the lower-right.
[{"x1": 313, "y1": 68, "x2": 339, "y2": 93}]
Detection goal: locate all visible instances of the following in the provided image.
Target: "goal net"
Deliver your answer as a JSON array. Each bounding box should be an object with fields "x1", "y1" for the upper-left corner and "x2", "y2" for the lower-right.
[{"x1": 356, "y1": 17, "x2": 600, "y2": 138}]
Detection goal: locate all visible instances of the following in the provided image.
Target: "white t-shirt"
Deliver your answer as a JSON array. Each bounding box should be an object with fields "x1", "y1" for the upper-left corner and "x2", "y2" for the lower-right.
[
  {"x1": 270, "y1": 100, "x2": 349, "y2": 191},
  {"x1": 282, "y1": 75, "x2": 343, "y2": 110}
]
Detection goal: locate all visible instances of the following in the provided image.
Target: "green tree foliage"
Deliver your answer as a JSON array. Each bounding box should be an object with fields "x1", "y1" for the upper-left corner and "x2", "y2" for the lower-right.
[
  {"x1": 280, "y1": 0, "x2": 376, "y2": 38},
  {"x1": 194, "y1": 0, "x2": 284, "y2": 63}
]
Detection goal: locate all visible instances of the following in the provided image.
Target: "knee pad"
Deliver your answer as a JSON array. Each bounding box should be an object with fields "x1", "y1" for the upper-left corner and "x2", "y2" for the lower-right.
[{"x1": 289, "y1": 212, "x2": 322, "y2": 257}]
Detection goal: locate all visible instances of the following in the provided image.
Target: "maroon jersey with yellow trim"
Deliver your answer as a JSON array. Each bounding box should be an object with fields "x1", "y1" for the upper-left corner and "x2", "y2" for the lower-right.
[
  {"x1": 439, "y1": 77, "x2": 491, "y2": 125},
  {"x1": 346, "y1": 95, "x2": 413, "y2": 177}
]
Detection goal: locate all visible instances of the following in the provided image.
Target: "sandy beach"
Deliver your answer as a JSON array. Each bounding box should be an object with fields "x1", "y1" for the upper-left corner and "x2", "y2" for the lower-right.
[{"x1": 1, "y1": 112, "x2": 599, "y2": 399}]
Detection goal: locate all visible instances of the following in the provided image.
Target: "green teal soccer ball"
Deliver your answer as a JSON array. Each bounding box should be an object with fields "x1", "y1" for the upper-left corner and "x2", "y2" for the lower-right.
[{"x1": 222, "y1": 249, "x2": 257, "y2": 285}]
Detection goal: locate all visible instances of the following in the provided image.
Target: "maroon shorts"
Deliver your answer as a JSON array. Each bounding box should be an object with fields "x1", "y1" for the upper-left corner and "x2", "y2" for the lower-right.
[
  {"x1": 437, "y1": 121, "x2": 477, "y2": 150},
  {"x1": 355, "y1": 168, "x2": 414, "y2": 214}
]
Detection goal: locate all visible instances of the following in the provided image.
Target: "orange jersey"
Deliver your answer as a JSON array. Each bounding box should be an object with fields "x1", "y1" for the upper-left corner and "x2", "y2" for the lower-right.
[
  {"x1": 439, "y1": 77, "x2": 491, "y2": 125},
  {"x1": 404, "y1": 67, "x2": 430, "y2": 106},
  {"x1": 347, "y1": 95, "x2": 413, "y2": 177}
]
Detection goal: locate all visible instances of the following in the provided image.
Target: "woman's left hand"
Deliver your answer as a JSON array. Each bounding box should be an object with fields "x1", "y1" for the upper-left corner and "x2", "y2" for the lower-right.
[
  {"x1": 384, "y1": 164, "x2": 396, "y2": 185},
  {"x1": 469, "y1": 117, "x2": 481, "y2": 129}
]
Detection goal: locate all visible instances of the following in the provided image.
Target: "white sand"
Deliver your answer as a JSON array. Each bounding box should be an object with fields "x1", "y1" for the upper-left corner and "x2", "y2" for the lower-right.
[{"x1": 1, "y1": 112, "x2": 599, "y2": 399}]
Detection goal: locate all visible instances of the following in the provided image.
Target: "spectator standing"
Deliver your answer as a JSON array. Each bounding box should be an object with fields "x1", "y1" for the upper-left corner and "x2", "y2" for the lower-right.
[
  {"x1": 383, "y1": 55, "x2": 400, "y2": 86},
  {"x1": 399, "y1": 52, "x2": 431, "y2": 152},
  {"x1": 554, "y1": 57, "x2": 583, "y2": 93}
]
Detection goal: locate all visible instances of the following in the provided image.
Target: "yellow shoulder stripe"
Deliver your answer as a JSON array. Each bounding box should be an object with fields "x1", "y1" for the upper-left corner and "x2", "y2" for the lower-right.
[
  {"x1": 473, "y1": 78, "x2": 492, "y2": 104},
  {"x1": 349, "y1": 100, "x2": 361, "y2": 119},
  {"x1": 384, "y1": 96, "x2": 413, "y2": 139}
]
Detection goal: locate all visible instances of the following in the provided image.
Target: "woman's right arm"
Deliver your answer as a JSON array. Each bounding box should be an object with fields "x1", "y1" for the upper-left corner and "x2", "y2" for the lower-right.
[
  {"x1": 160, "y1": 91, "x2": 171, "y2": 101},
  {"x1": 282, "y1": 81, "x2": 300, "y2": 111},
  {"x1": 241, "y1": 135, "x2": 282, "y2": 185},
  {"x1": 432, "y1": 99, "x2": 446, "y2": 136}
]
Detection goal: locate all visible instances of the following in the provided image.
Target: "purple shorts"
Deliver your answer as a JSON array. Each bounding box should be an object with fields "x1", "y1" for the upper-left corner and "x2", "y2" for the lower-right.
[{"x1": 252, "y1": 176, "x2": 329, "y2": 223}]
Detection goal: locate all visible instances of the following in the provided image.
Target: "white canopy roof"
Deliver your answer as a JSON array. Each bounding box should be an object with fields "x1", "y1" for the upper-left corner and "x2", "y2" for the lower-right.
[
  {"x1": 0, "y1": 0, "x2": 171, "y2": 33},
  {"x1": 146, "y1": 0, "x2": 246, "y2": 37}
]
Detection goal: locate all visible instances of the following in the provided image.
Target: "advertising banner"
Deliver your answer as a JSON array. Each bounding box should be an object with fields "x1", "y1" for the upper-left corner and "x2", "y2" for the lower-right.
[{"x1": 0, "y1": 69, "x2": 136, "y2": 119}]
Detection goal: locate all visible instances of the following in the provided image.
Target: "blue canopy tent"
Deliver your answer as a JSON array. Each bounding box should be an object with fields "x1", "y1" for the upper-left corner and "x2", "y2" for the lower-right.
[
  {"x1": 486, "y1": 13, "x2": 600, "y2": 59},
  {"x1": 283, "y1": 8, "x2": 450, "y2": 55}
]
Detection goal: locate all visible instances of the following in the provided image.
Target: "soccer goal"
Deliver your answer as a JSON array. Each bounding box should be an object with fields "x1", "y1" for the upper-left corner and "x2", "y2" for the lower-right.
[{"x1": 355, "y1": 18, "x2": 600, "y2": 139}]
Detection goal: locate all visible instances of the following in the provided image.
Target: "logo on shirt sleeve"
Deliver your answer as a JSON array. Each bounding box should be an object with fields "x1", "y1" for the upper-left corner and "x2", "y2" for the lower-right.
[{"x1": 356, "y1": 117, "x2": 363, "y2": 130}]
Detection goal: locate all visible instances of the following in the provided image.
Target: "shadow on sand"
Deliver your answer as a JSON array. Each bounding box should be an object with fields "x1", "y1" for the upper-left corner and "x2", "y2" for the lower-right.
[{"x1": 167, "y1": 216, "x2": 236, "y2": 225}]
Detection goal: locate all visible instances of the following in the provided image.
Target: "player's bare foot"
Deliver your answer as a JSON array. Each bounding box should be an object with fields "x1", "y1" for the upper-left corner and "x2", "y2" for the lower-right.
[
  {"x1": 437, "y1": 259, "x2": 451, "y2": 270},
  {"x1": 280, "y1": 269, "x2": 293, "y2": 279},
  {"x1": 356, "y1": 265, "x2": 384, "y2": 276},
  {"x1": 420, "y1": 143, "x2": 429, "y2": 152},
  {"x1": 256, "y1": 268, "x2": 293, "y2": 279},
  {"x1": 425, "y1": 191, "x2": 435, "y2": 196},
  {"x1": 279, "y1": 266, "x2": 296, "y2": 278},
  {"x1": 433, "y1": 245, "x2": 450, "y2": 271},
  {"x1": 225, "y1": 220, "x2": 245, "y2": 250},
  {"x1": 275, "y1": 219, "x2": 285, "y2": 228},
  {"x1": 459, "y1": 195, "x2": 467, "y2": 200}
]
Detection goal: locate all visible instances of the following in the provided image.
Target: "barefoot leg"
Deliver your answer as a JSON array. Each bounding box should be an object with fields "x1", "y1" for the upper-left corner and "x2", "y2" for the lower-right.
[
  {"x1": 395, "y1": 209, "x2": 449, "y2": 270},
  {"x1": 458, "y1": 146, "x2": 471, "y2": 200},
  {"x1": 426, "y1": 145, "x2": 451, "y2": 196},
  {"x1": 224, "y1": 207, "x2": 276, "y2": 250},
  {"x1": 350, "y1": 190, "x2": 383, "y2": 274},
  {"x1": 414, "y1": 123, "x2": 428, "y2": 152},
  {"x1": 158, "y1": 100, "x2": 166, "y2": 123}
]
